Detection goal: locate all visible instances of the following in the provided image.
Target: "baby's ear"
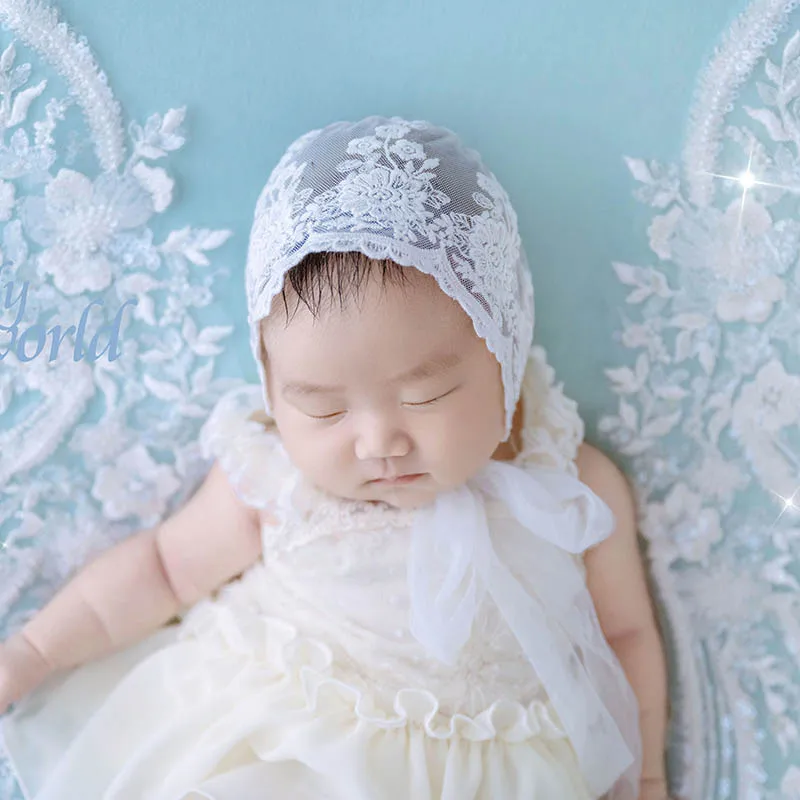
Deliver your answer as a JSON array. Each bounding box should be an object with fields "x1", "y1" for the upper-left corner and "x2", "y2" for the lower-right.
[
  {"x1": 491, "y1": 396, "x2": 524, "y2": 462},
  {"x1": 510, "y1": 395, "x2": 525, "y2": 454}
]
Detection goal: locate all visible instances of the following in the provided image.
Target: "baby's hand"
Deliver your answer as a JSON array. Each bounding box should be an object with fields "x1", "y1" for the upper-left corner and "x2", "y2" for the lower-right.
[{"x1": 0, "y1": 633, "x2": 54, "y2": 715}]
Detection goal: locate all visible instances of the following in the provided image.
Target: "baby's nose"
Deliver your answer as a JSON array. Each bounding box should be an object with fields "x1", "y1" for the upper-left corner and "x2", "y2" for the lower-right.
[{"x1": 354, "y1": 414, "x2": 411, "y2": 460}]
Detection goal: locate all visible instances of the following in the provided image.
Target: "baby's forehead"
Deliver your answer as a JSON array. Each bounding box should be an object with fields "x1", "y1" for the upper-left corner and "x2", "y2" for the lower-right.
[
  {"x1": 260, "y1": 270, "x2": 471, "y2": 342},
  {"x1": 259, "y1": 299, "x2": 480, "y2": 385}
]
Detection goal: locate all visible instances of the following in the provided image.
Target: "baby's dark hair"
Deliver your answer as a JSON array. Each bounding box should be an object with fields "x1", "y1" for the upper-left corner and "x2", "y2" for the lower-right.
[{"x1": 274, "y1": 250, "x2": 412, "y2": 325}]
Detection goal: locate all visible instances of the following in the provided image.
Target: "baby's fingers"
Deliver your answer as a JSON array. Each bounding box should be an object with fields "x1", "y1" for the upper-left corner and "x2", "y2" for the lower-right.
[
  {"x1": 0, "y1": 649, "x2": 22, "y2": 715},
  {"x1": 0, "y1": 635, "x2": 54, "y2": 714}
]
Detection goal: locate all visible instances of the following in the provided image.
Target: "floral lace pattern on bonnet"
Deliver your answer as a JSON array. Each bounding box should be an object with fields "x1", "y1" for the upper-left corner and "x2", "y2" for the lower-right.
[{"x1": 244, "y1": 115, "x2": 535, "y2": 440}]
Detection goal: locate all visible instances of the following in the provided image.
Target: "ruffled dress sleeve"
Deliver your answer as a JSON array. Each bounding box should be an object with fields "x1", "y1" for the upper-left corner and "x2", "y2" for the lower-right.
[
  {"x1": 516, "y1": 344, "x2": 585, "y2": 478},
  {"x1": 514, "y1": 345, "x2": 590, "y2": 580},
  {"x1": 198, "y1": 385, "x2": 295, "y2": 513}
]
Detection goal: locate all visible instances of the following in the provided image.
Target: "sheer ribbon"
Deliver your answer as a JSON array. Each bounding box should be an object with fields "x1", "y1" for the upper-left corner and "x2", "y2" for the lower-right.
[{"x1": 408, "y1": 461, "x2": 643, "y2": 799}]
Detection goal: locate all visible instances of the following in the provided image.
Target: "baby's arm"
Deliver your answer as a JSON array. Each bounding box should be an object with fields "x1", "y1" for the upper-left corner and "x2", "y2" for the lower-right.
[
  {"x1": 1, "y1": 461, "x2": 263, "y2": 708},
  {"x1": 577, "y1": 444, "x2": 670, "y2": 800}
]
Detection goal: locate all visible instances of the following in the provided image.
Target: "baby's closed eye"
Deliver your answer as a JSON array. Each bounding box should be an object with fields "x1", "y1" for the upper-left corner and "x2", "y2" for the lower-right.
[
  {"x1": 403, "y1": 385, "x2": 461, "y2": 407},
  {"x1": 301, "y1": 385, "x2": 461, "y2": 420}
]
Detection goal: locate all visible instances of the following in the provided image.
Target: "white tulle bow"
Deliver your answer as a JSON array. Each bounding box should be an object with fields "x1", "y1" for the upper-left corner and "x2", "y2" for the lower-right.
[{"x1": 408, "y1": 460, "x2": 643, "y2": 800}]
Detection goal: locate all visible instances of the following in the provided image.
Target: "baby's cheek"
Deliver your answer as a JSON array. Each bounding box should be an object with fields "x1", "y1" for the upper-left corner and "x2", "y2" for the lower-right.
[
  {"x1": 282, "y1": 425, "x2": 329, "y2": 466},
  {"x1": 305, "y1": 439, "x2": 351, "y2": 486},
  {"x1": 427, "y1": 420, "x2": 486, "y2": 481}
]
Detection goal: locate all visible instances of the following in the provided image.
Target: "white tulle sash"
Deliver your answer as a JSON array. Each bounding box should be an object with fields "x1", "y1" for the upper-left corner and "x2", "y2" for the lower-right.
[{"x1": 407, "y1": 460, "x2": 643, "y2": 800}]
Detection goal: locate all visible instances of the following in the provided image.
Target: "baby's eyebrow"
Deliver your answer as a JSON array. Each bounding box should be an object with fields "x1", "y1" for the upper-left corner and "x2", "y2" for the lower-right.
[{"x1": 282, "y1": 351, "x2": 463, "y2": 397}]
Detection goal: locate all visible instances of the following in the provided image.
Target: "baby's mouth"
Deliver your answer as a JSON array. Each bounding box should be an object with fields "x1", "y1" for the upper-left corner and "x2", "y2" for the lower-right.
[{"x1": 368, "y1": 473, "x2": 426, "y2": 486}]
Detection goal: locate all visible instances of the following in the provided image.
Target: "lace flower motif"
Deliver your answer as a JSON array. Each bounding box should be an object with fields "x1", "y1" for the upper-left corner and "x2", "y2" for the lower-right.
[
  {"x1": 21, "y1": 168, "x2": 153, "y2": 295},
  {"x1": 643, "y1": 483, "x2": 723, "y2": 565},
  {"x1": 91, "y1": 443, "x2": 181, "y2": 524},
  {"x1": 306, "y1": 124, "x2": 448, "y2": 245},
  {"x1": 732, "y1": 361, "x2": 800, "y2": 435},
  {"x1": 670, "y1": 198, "x2": 799, "y2": 323}
]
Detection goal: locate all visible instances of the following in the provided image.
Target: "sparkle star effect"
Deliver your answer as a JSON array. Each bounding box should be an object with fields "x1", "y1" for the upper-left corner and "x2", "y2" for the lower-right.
[
  {"x1": 767, "y1": 439, "x2": 800, "y2": 529},
  {"x1": 769, "y1": 487, "x2": 800, "y2": 529},
  {"x1": 699, "y1": 142, "x2": 800, "y2": 240}
]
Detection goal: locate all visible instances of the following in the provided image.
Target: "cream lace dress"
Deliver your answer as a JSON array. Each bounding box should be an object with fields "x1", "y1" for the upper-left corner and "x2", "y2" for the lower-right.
[{"x1": 1, "y1": 346, "x2": 629, "y2": 800}]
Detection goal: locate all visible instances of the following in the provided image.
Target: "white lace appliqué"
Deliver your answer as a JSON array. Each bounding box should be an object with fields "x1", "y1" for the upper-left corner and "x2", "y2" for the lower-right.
[
  {"x1": 0, "y1": 6, "x2": 247, "y2": 793},
  {"x1": 600, "y1": 3, "x2": 800, "y2": 798}
]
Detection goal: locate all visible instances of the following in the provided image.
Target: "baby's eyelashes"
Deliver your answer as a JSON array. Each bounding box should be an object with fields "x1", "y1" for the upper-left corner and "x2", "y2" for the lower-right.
[
  {"x1": 306, "y1": 410, "x2": 346, "y2": 420},
  {"x1": 299, "y1": 385, "x2": 463, "y2": 422},
  {"x1": 403, "y1": 385, "x2": 461, "y2": 407}
]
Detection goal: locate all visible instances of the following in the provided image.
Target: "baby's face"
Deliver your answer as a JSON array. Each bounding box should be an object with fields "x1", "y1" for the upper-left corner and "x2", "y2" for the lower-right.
[{"x1": 260, "y1": 267, "x2": 507, "y2": 509}]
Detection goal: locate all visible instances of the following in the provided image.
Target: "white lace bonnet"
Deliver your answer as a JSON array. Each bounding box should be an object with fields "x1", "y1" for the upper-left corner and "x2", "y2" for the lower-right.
[{"x1": 244, "y1": 114, "x2": 535, "y2": 439}]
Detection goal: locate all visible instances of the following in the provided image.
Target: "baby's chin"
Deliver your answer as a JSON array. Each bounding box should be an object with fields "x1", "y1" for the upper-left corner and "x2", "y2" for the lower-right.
[
  {"x1": 314, "y1": 472, "x2": 471, "y2": 511},
  {"x1": 315, "y1": 477, "x2": 441, "y2": 510},
  {"x1": 358, "y1": 477, "x2": 454, "y2": 510},
  {"x1": 368, "y1": 489, "x2": 435, "y2": 511}
]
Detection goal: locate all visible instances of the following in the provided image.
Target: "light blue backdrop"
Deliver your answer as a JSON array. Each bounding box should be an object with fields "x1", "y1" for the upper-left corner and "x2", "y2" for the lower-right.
[{"x1": 14, "y1": 1, "x2": 800, "y2": 798}]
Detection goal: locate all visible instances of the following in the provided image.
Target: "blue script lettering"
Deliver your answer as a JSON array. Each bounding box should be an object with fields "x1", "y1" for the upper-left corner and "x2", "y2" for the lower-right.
[
  {"x1": 0, "y1": 278, "x2": 29, "y2": 360},
  {"x1": 0, "y1": 277, "x2": 138, "y2": 363},
  {"x1": 73, "y1": 298, "x2": 138, "y2": 363}
]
